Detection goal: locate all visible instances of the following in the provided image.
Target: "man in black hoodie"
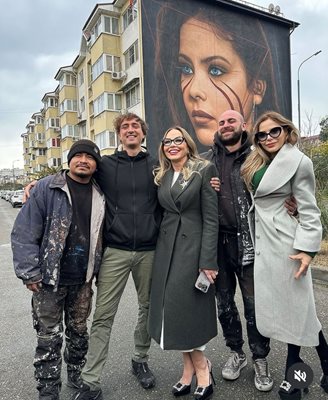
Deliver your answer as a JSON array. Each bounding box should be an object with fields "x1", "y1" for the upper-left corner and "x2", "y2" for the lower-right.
[
  {"x1": 204, "y1": 110, "x2": 273, "y2": 393},
  {"x1": 75, "y1": 113, "x2": 162, "y2": 400}
]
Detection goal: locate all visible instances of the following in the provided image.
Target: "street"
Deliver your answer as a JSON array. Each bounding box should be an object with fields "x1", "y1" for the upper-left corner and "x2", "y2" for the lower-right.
[{"x1": 0, "y1": 198, "x2": 327, "y2": 400}]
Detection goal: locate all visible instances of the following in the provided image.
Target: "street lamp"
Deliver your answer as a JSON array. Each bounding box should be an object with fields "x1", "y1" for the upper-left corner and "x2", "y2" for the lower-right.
[
  {"x1": 12, "y1": 159, "x2": 20, "y2": 191},
  {"x1": 297, "y1": 50, "x2": 322, "y2": 132}
]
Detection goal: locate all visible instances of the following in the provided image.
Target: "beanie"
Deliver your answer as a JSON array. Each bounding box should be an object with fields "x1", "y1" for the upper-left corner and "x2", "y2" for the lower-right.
[{"x1": 67, "y1": 139, "x2": 101, "y2": 166}]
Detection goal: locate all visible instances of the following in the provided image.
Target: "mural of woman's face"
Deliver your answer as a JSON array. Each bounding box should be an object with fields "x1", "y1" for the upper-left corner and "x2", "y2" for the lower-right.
[{"x1": 178, "y1": 18, "x2": 266, "y2": 146}]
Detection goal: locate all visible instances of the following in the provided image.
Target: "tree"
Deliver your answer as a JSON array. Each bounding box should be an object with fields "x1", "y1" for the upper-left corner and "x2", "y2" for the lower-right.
[{"x1": 319, "y1": 116, "x2": 328, "y2": 142}]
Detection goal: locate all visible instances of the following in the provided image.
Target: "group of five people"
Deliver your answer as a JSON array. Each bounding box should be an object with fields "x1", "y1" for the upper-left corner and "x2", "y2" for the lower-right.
[{"x1": 12, "y1": 110, "x2": 328, "y2": 400}]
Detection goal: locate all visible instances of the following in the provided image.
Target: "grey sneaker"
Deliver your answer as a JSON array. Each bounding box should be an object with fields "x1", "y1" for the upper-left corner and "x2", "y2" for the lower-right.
[
  {"x1": 253, "y1": 358, "x2": 273, "y2": 392},
  {"x1": 222, "y1": 351, "x2": 247, "y2": 380}
]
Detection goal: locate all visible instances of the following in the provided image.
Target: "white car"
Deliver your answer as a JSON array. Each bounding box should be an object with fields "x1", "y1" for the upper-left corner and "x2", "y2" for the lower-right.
[{"x1": 10, "y1": 190, "x2": 24, "y2": 208}]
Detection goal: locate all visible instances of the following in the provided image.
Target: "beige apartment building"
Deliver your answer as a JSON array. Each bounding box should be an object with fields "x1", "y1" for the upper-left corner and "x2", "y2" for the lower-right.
[{"x1": 22, "y1": 0, "x2": 141, "y2": 176}]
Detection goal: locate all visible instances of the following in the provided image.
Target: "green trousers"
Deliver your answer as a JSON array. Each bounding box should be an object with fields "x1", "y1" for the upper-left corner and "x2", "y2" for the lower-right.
[{"x1": 82, "y1": 247, "x2": 154, "y2": 389}]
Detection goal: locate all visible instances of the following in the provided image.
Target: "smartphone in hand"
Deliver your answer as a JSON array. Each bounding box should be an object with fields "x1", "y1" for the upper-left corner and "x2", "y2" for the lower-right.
[{"x1": 195, "y1": 271, "x2": 211, "y2": 293}]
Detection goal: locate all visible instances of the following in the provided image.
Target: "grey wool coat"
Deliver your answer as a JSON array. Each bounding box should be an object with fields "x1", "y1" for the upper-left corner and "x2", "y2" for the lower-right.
[
  {"x1": 248, "y1": 144, "x2": 322, "y2": 346},
  {"x1": 148, "y1": 160, "x2": 218, "y2": 350}
]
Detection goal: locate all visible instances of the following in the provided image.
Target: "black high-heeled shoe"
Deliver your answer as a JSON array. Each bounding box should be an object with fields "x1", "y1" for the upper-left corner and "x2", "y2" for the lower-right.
[
  {"x1": 194, "y1": 360, "x2": 216, "y2": 400},
  {"x1": 172, "y1": 381, "x2": 191, "y2": 397},
  {"x1": 321, "y1": 374, "x2": 328, "y2": 393},
  {"x1": 278, "y1": 380, "x2": 309, "y2": 400}
]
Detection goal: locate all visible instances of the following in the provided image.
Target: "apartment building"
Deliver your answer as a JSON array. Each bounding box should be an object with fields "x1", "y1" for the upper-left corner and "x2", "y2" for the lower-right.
[{"x1": 22, "y1": 0, "x2": 140, "y2": 176}]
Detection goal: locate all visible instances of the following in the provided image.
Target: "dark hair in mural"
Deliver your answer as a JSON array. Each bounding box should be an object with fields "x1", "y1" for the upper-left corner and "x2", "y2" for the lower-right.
[{"x1": 142, "y1": 0, "x2": 293, "y2": 154}]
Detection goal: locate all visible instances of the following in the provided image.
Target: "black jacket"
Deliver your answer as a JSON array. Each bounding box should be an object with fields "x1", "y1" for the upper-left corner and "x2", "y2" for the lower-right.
[
  {"x1": 95, "y1": 149, "x2": 161, "y2": 251},
  {"x1": 203, "y1": 132, "x2": 254, "y2": 267}
]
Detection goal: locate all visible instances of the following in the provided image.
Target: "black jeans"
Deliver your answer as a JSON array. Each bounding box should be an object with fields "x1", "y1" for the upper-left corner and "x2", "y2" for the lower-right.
[
  {"x1": 216, "y1": 232, "x2": 270, "y2": 359},
  {"x1": 32, "y1": 282, "x2": 93, "y2": 393}
]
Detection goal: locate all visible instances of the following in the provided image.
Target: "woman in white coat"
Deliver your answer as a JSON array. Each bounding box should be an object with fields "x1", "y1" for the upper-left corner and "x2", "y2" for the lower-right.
[{"x1": 241, "y1": 111, "x2": 328, "y2": 400}]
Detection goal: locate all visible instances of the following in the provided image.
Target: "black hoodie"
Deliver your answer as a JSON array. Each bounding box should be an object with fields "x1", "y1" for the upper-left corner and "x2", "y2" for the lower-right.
[{"x1": 95, "y1": 150, "x2": 162, "y2": 251}]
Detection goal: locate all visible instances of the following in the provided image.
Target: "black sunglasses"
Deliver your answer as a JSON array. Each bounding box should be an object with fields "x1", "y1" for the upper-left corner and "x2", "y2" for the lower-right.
[
  {"x1": 162, "y1": 136, "x2": 185, "y2": 146},
  {"x1": 255, "y1": 126, "x2": 286, "y2": 142}
]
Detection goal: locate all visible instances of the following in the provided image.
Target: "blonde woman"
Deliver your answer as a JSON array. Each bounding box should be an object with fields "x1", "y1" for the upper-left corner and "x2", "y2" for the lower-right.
[
  {"x1": 148, "y1": 126, "x2": 218, "y2": 400},
  {"x1": 241, "y1": 111, "x2": 328, "y2": 399}
]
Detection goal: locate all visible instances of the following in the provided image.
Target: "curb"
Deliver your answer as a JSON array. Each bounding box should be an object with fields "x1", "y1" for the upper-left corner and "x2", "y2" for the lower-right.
[{"x1": 312, "y1": 265, "x2": 328, "y2": 287}]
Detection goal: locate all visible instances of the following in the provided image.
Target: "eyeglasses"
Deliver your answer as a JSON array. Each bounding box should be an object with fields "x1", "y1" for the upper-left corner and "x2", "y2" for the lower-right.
[
  {"x1": 162, "y1": 136, "x2": 185, "y2": 146},
  {"x1": 255, "y1": 126, "x2": 285, "y2": 142}
]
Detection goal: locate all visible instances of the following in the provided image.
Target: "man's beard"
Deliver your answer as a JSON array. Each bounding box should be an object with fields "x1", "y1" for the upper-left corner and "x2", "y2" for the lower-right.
[{"x1": 219, "y1": 129, "x2": 243, "y2": 146}]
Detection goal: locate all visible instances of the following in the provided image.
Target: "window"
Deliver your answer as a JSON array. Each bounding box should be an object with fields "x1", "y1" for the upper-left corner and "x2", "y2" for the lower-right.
[
  {"x1": 92, "y1": 54, "x2": 122, "y2": 80},
  {"x1": 47, "y1": 98, "x2": 58, "y2": 108},
  {"x1": 94, "y1": 93, "x2": 122, "y2": 115},
  {"x1": 92, "y1": 56, "x2": 104, "y2": 80},
  {"x1": 80, "y1": 124, "x2": 87, "y2": 138},
  {"x1": 62, "y1": 149, "x2": 69, "y2": 164},
  {"x1": 95, "y1": 130, "x2": 117, "y2": 149},
  {"x1": 47, "y1": 138, "x2": 60, "y2": 148},
  {"x1": 59, "y1": 73, "x2": 76, "y2": 89},
  {"x1": 123, "y1": 6, "x2": 137, "y2": 30},
  {"x1": 78, "y1": 70, "x2": 84, "y2": 86},
  {"x1": 124, "y1": 41, "x2": 138, "y2": 69},
  {"x1": 46, "y1": 118, "x2": 60, "y2": 129},
  {"x1": 104, "y1": 16, "x2": 119, "y2": 35},
  {"x1": 105, "y1": 55, "x2": 121, "y2": 73},
  {"x1": 61, "y1": 125, "x2": 80, "y2": 139},
  {"x1": 126, "y1": 84, "x2": 140, "y2": 108},
  {"x1": 36, "y1": 149, "x2": 46, "y2": 156},
  {"x1": 36, "y1": 116, "x2": 43, "y2": 124},
  {"x1": 48, "y1": 158, "x2": 61, "y2": 167},
  {"x1": 60, "y1": 99, "x2": 78, "y2": 114},
  {"x1": 36, "y1": 133, "x2": 45, "y2": 141}
]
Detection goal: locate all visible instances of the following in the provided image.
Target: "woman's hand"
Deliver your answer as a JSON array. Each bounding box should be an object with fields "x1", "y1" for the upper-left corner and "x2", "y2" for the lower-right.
[
  {"x1": 200, "y1": 268, "x2": 218, "y2": 284},
  {"x1": 289, "y1": 252, "x2": 313, "y2": 279},
  {"x1": 210, "y1": 177, "x2": 220, "y2": 192},
  {"x1": 23, "y1": 180, "x2": 37, "y2": 203}
]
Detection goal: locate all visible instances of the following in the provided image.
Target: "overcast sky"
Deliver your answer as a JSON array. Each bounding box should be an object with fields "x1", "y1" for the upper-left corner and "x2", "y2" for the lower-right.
[{"x1": 0, "y1": 0, "x2": 327, "y2": 169}]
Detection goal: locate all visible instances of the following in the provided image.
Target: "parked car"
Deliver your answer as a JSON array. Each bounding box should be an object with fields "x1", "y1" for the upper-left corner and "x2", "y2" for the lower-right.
[
  {"x1": 5, "y1": 191, "x2": 14, "y2": 201},
  {"x1": 10, "y1": 190, "x2": 24, "y2": 208}
]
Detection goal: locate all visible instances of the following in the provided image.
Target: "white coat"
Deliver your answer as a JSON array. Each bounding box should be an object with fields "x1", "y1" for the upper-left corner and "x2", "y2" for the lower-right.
[{"x1": 248, "y1": 144, "x2": 322, "y2": 346}]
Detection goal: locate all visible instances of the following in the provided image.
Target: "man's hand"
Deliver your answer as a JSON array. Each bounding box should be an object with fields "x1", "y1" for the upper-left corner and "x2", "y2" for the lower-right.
[
  {"x1": 210, "y1": 177, "x2": 221, "y2": 192},
  {"x1": 289, "y1": 252, "x2": 312, "y2": 279},
  {"x1": 26, "y1": 282, "x2": 42, "y2": 292},
  {"x1": 23, "y1": 180, "x2": 37, "y2": 203},
  {"x1": 285, "y1": 195, "x2": 298, "y2": 217}
]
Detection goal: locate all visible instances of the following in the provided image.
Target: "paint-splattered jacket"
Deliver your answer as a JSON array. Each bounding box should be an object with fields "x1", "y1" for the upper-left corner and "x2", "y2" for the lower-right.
[{"x1": 11, "y1": 171, "x2": 105, "y2": 290}]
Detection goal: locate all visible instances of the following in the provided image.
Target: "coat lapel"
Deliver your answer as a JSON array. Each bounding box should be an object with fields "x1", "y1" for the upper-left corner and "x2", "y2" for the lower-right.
[
  {"x1": 255, "y1": 144, "x2": 304, "y2": 198},
  {"x1": 171, "y1": 168, "x2": 197, "y2": 202}
]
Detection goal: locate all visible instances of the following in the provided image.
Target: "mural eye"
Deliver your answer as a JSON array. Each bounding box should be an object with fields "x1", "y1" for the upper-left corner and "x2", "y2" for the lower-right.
[
  {"x1": 209, "y1": 66, "x2": 224, "y2": 77},
  {"x1": 179, "y1": 64, "x2": 193, "y2": 75}
]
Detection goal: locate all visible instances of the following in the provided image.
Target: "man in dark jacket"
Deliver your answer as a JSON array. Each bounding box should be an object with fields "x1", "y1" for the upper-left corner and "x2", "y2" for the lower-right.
[
  {"x1": 204, "y1": 110, "x2": 273, "y2": 392},
  {"x1": 74, "y1": 113, "x2": 162, "y2": 400},
  {"x1": 11, "y1": 140, "x2": 105, "y2": 400}
]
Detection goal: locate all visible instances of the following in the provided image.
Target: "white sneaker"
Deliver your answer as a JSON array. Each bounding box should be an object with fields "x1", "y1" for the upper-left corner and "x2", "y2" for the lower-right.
[
  {"x1": 253, "y1": 358, "x2": 273, "y2": 392},
  {"x1": 222, "y1": 351, "x2": 247, "y2": 380}
]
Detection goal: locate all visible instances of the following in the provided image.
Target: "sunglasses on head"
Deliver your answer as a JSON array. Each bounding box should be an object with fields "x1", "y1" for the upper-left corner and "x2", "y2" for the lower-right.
[
  {"x1": 162, "y1": 136, "x2": 185, "y2": 146},
  {"x1": 255, "y1": 126, "x2": 286, "y2": 142}
]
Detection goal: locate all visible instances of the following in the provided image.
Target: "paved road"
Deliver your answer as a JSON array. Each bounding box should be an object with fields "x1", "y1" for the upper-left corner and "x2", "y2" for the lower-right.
[{"x1": 0, "y1": 199, "x2": 327, "y2": 400}]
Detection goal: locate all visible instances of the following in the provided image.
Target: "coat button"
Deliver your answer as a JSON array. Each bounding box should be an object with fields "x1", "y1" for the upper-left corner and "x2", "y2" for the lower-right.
[
  {"x1": 255, "y1": 218, "x2": 259, "y2": 223},
  {"x1": 182, "y1": 234, "x2": 187, "y2": 238},
  {"x1": 256, "y1": 250, "x2": 260, "y2": 255},
  {"x1": 256, "y1": 234, "x2": 260, "y2": 239}
]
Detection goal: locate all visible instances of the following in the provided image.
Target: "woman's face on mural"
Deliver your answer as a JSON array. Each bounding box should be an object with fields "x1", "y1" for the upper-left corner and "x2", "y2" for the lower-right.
[{"x1": 178, "y1": 18, "x2": 265, "y2": 146}]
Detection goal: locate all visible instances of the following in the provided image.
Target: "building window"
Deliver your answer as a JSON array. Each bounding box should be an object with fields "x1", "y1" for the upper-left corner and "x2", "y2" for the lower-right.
[
  {"x1": 126, "y1": 84, "x2": 140, "y2": 108},
  {"x1": 92, "y1": 56, "x2": 104, "y2": 81},
  {"x1": 104, "y1": 16, "x2": 119, "y2": 35},
  {"x1": 59, "y1": 73, "x2": 76, "y2": 89},
  {"x1": 47, "y1": 118, "x2": 60, "y2": 129},
  {"x1": 80, "y1": 96, "x2": 85, "y2": 113},
  {"x1": 61, "y1": 125, "x2": 79, "y2": 139},
  {"x1": 59, "y1": 99, "x2": 78, "y2": 114},
  {"x1": 94, "y1": 93, "x2": 122, "y2": 115},
  {"x1": 79, "y1": 124, "x2": 87, "y2": 138},
  {"x1": 123, "y1": 6, "x2": 137, "y2": 30},
  {"x1": 48, "y1": 158, "x2": 61, "y2": 167},
  {"x1": 46, "y1": 98, "x2": 58, "y2": 108},
  {"x1": 95, "y1": 130, "x2": 117, "y2": 149},
  {"x1": 47, "y1": 138, "x2": 61, "y2": 148},
  {"x1": 124, "y1": 41, "x2": 138, "y2": 69},
  {"x1": 105, "y1": 55, "x2": 121, "y2": 73},
  {"x1": 36, "y1": 149, "x2": 46, "y2": 156}
]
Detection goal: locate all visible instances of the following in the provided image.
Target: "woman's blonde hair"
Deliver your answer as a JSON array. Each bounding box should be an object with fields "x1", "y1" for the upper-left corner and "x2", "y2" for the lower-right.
[
  {"x1": 154, "y1": 126, "x2": 208, "y2": 186},
  {"x1": 241, "y1": 111, "x2": 299, "y2": 191}
]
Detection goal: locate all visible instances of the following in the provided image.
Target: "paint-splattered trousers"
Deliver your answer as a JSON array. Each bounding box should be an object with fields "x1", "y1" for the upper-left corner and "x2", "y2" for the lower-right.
[
  {"x1": 32, "y1": 282, "x2": 93, "y2": 394},
  {"x1": 216, "y1": 232, "x2": 270, "y2": 359}
]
